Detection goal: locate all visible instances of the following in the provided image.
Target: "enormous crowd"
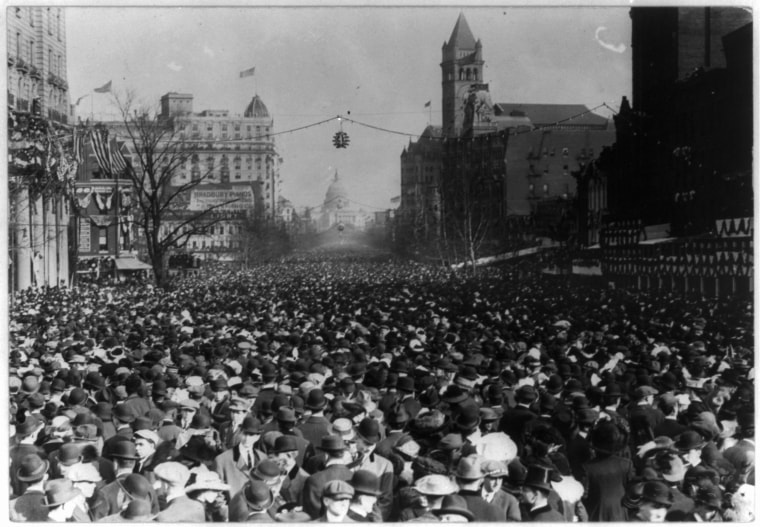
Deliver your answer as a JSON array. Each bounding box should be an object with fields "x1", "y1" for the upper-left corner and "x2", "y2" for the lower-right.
[{"x1": 9, "y1": 247, "x2": 755, "y2": 522}]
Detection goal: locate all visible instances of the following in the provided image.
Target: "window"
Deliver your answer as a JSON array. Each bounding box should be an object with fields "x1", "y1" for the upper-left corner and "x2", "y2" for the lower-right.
[
  {"x1": 57, "y1": 10, "x2": 61, "y2": 40},
  {"x1": 99, "y1": 228, "x2": 108, "y2": 251},
  {"x1": 16, "y1": 33, "x2": 21, "y2": 58},
  {"x1": 47, "y1": 8, "x2": 53, "y2": 34},
  {"x1": 28, "y1": 40, "x2": 34, "y2": 64}
]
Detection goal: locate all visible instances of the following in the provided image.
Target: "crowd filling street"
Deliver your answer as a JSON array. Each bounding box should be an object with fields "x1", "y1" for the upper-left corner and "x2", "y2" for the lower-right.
[{"x1": 9, "y1": 246, "x2": 755, "y2": 522}]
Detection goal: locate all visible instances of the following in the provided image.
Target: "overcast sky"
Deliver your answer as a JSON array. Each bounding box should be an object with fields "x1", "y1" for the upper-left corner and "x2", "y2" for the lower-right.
[{"x1": 66, "y1": 5, "x2": 632, "y2": 211}]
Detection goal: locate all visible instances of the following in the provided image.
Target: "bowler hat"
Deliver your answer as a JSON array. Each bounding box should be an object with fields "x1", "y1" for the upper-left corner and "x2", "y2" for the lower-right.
[
  {"x1": 433, "y1": 494, "x2": 475, "y2": 521},
  {"x1": 58, "y1": 443, "x2": 83, "y2": 466},
  {"x1": 305, "y1": 389, "x2": 327, "y2": 410},
  {"x1": 241, "y1": 416, "x2": 264, "y2": 435},
  {"x1": 42, "y1": 479, "x2": 81, "y2": 507},
  {"x1": 15, "y1": 415, "x2": 42, "y2": 436},
  {"x1": 273, "y1": 435, "x2": 299, "y2": 454},
  {"x1": 523, "y1": 464, "x2": 555, "y2": 492},
  {"x1": 545, "y1": 374, "x2": 564, "y2": 395},
  {"x1": 355, "y1": 417, "x2": 381, "y2": 444},
  {"x1": 83, "y1": 372, "x2": 105, "y2": 390},
  {"x1": 397, "y1": 376, "x2": 415, "y2": 393},
  {"x1": 16, "y1": 454, "x2": 50, "y2": 482},
  {"x1": 675, "y1": 430, "x2": 706, "y2": 452},
  {"x1": 113, "y1": 404, "x2": 136, "y2": 424},
  {"x1": 252, "y1": 459, "x2": 282, "y2": 482},
  {"x1": 323, "y1": 480, "x2": 354, "y2": 500},
  {"x1": 516, "y1": 385, "x2": 538, "y2": 404},
  {"x1": 317, "y1": 435, "x2": 347, "y2": 452},
  {"x1": 244, "y1": 480, "x2": 274, "y2": 511},
  {"x1": 118, "y1": 474, "x2": 154, "y2": 501},
  {"x1": 110, "y1": 440, "x2": 140, "y2": 460},
  {"x1": 350, "y1": 470, "x2": 382, "y2": 496},
  {"x1": 275, "y1": 407, "x2": 297, "y2": 424},
  {"x1": 455, "y1": 406, "x2": 481, "y2": 431}
]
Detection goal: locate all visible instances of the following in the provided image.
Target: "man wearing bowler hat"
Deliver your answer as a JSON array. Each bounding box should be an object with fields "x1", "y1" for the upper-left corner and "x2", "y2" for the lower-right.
[
  {"x1": 351, "y1": 416, "x2": 395, "y2": 520},
  {"x1": 42, "y1": 478, "x2": 89, "y2": 522},
  {"x1": 301, "y1": 435, "x2": 354, "y2": 519},
  {"x1": 298, "y1": 389, "x2": 333, "y2": 447},
  {"x1": 499, "y1": 384, "x2": 538, "y2": 452},
  {"x1": 213, "y1": 414, "x2": 266, "y2": 496},
  {"x1": 10, "y1": 453, "x2": 50, "y2": 521},
  {"x1": 271, "y1": 434, "x2": 310, "y2": 507},
  {"x1": 521, "y1": 464, "x2": 565, "y2": 522}
]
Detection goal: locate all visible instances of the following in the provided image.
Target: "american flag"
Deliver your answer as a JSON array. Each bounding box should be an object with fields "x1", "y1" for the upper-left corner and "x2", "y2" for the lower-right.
[
  {"x1": 111, "y1": 140, "x2": 129, "y2": 174},
  {"x1": 89, "y1": 127, "x2": 113, "y2": 177}
]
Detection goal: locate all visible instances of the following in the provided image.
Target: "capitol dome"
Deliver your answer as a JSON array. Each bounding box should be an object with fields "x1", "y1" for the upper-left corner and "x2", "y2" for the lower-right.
[
  {"x1": 324, "y1": 171, "x2": 348, "y2": 210},
  {"x1": 244, "y1": 94, "x2": 270, "y2": 118}
]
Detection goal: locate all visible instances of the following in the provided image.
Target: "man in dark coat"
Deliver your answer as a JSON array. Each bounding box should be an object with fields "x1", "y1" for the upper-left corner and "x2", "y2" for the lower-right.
[
  {"x1": 580, "y1": 421, "x2": 633, "y2": 522},
  {"x1": 521, "y1": 464, "x2": 565, "y2": 522},
  {"x1": 297, "y1": 389, "x2": 333, "y2": 447},
  {"x1": 498, "y1": 384, "x2": 539, "y2": 451},
  {"x1": 300, "y1": 436, "x2": 354, "y2": 519}
]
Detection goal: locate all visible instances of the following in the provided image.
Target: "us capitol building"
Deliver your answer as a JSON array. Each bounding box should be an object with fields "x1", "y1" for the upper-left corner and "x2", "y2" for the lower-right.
[{"x1": 317, "y1": 171, "x2": 372, "y2": 232}]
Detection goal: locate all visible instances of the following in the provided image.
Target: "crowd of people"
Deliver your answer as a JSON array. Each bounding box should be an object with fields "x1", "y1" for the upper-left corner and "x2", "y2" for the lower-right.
[{"x1": 9, "y1": 247, "x2": 755, "y2": 522}]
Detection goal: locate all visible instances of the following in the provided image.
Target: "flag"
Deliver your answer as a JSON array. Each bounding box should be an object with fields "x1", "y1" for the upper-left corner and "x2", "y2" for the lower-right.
[
  {"x1": 74, "y1": 94, "x2": 89, "y2": 106},
  {"x1": 94, "y1": 80, "x2": 112, "y2": 93},
  {"x1": 390, "y1": 195, "x2": 401, "y2": 204},
  {"x1": 111, "y1": 140, "x2": 128, "y2": 173},
  {"x1": 90, "y1": 127, "x2": 113, "y2": 176},
  {"x1": 239, "y1": 67, "x2": 255, "y2": 78},
  {"x1": 424, "y1": 101, "x2": 431, "y2": 108},
  {"x1": 73, "y1": 129, "x2": 83, "y2": 164}
]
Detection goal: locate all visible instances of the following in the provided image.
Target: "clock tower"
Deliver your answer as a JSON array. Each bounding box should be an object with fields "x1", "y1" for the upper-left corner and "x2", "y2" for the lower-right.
[{"x1": 441, "y1": 13, "x2": 487, "y2": 137}]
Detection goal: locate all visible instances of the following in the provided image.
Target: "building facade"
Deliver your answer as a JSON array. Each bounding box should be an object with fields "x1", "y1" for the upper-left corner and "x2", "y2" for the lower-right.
[
  {"x1": 8, "y1": 6, "x2": 74, "y2": 291},
  {"x1": 588, "y1": 7, "x2": 753, "y2": 296}
]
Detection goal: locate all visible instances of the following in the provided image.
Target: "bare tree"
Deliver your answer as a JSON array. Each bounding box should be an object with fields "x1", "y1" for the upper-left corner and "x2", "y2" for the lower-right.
[{"x1": 114, "y1": 92, "x2": 238, "y2": 287}]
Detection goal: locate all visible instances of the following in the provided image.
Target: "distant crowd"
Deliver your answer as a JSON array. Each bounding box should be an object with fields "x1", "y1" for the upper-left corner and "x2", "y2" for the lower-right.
[{"x1": 9, "y1": 248, "x2": 755, "y2": 522}]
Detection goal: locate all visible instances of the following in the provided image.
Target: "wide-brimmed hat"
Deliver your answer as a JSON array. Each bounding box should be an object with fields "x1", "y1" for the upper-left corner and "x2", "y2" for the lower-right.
[
  {"x1": 244, "y1": 479, "x2": 274, "y2": 511},
  {"x1": 640, "y1": 480, "x2": 674, "y2": 507},
  {"x1": 412, "y1": 473, "x2": 458, "y2": 496},
  {"x1": 441, "y1": 385, "x2": 468, "y2": 404},
  {"x1": 455, "y1": 455, "x2": 484, "y2": 480},
  {"x1": 523, "y1": 464, "x2": 555, "y2": 492},
  {"x1": 481, "y1": 459, "x2": 509, "y2": 478},
  {"x1": 120, "y1": 498, "x2": 157, "y2": 521},
  {"x1": 694, "y1": 482, "x2": 722, "y2": 509},
  {"x1": 350, "y1": 470, "x2": 382, "y2": 496},
  {"x1": 433, "y1": 494, "x2": 475, "y2": 521},
  {"x1": 42, "y1": 479, "x2": 81, "y2": 507},
  {"x1": 185, "y1": 469, "x2": 230, "y2": 493},
  {"x1": 355, "y1": 417, "x2": 381, "y2": 444},
  {"x1": 16, "y1": 454, "x2": 50, "y2": 482}
]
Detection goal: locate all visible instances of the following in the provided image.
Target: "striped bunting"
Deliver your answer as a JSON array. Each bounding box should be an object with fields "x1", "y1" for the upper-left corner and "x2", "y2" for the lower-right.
[{"x1": 89, "y1": 127, "x2": 113, "y2": 177}]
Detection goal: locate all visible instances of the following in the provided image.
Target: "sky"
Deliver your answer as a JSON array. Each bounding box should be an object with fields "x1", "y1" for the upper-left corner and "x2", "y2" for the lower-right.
[{"x1": 65, "y1": 5, "x2": 632, "y2": 212}]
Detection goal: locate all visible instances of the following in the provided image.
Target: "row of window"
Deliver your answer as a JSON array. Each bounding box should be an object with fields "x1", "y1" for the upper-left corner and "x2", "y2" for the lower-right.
[
  {"x1": 15, "y1": 7, "x2": 63, "y2": 40},
  {"x1": 12, "y1": 33, "x2": 64, "y2": 76}
]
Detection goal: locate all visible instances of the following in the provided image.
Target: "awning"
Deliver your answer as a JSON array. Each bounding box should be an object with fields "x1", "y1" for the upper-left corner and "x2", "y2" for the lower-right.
[{"x1": 114, "y1": 257, "x2": 152, "y2": 271}]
